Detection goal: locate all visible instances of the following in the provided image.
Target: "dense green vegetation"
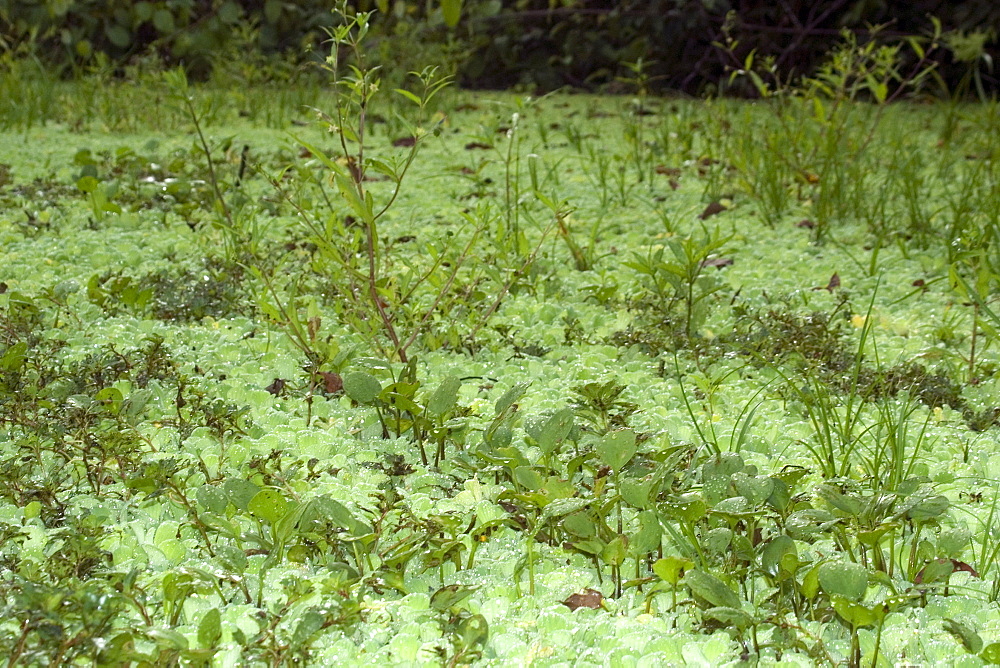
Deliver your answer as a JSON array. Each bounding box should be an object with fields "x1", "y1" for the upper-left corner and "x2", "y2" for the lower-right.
[{"x1": 5, "y1": 8, "x2": 1000, "y2": 667}]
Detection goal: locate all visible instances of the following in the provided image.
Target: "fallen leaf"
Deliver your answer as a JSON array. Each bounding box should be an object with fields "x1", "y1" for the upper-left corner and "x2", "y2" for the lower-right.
[
  {"x1": 812, "y1": 273, "x2": 840, "y2": 292},
  {"x1": 561, "y1": 588, "x2": 604, "y2": 611},
  {"x1": 699, "y1": 201, "x2": 726, "y2": 220},
  {"x1": 393, "y1": 136, "x2": 417, "y2": 147},
  {"x1": 655, "y1": 165, "x2": 681, "y2": 177},
  {"x1": 465, "y1": 142, "x2": 492, "y2": 150},
  {"x1": 265, "y1": 378, "x2": 286, "y2": 396},
  {"x1": 796, "y1": 219, "x2": 815, "y2": 229},
  {"x1": 317, "y1": 371, "x2": 343, "y2": 394}
]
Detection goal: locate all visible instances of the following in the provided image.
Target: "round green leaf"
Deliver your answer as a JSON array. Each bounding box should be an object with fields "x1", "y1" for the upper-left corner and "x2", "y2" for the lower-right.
[
  {"x1": 818, "y1": 561, "x2": 869, "y2": 602},
  {"x1": 343, "y1": 371, "x2": 382, "y2": 403},
  {"x1": 248, "y1": 488, "x2": 290, "y2": 524}
]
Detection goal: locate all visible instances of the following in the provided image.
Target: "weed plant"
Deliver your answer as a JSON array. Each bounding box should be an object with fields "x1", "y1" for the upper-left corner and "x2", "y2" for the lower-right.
[{"x1": 6, "y1": 23, "x2": 1000, "y2": 668}]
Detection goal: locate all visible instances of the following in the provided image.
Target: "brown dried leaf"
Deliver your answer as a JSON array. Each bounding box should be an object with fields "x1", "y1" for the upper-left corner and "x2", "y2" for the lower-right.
[
  {"x1": 465, "y1": 142, "x2": 492, "y2": 150},
  {"x1": 796, "y1": 219, "x2": 815, "y2": 229},
  {"x1": 561, "y1": 588, "x2": 604, "y2": 611},
  {"x1": 393, "y1": 136, "x2": 417, "y2": 148},
  {"x1": 317, "y1": 371, "x2": 343, "y2": 394},
  {"x1": 701, "y1": 257, "x2": 734, "y2": 269},
  {"x1": 655, "y1": 165, "x2": 681, "y2": 177},
  {"x1": 699, "y1": 201, "x2": 726, "y2": 220},
  {"x1": 812, "y1": 273, "x2": 840, "y2": 292},
  {"x1": 265, "y1": 378, "x2": 286, "y2": 396}
]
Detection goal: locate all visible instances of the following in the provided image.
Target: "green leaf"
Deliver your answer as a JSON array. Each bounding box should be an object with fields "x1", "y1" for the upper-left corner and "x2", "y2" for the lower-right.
[
  {"x1": 761, "y1": 535, "x2": 797, "y2": 578},
  {"x1": 197, "y1": 608, "x2": 222, "y2": 648},
  {"x1": 704, "y1": 606, "x2": 752, "y2": 630},
  {"x1": 224, "y1": 478, "x2": 260, "y2": 511},
  {"x1": 944, "y1": 618, "x2": 983, "y2": 654},
  {"x1": 264, "y1": 0, "x2": 282, "y2": 23},
  {"x1": 395, "y1": 88, "x2": 423, "y2": 105},
  {"x1": 831, "y1": 596, "x2": 878, "y2": 629},
  {"x1": 248, "y1": 488, "x2": 290, "y2": 524},
  {"x1": 152, "y1": 9, "x2": 174, "y2": 33},
  {"x1": 596, "y1": 429, "x2": 637, "y2": 472},
  {"x1": 441, "y1": 0, "x2": 463, "y2": 27},
  {"x1": 818, "y1": 561, "x2": 869, "y2": 602},
  {"x1": 495, "y1": 382, "x2": 530, "y2": 415},
  {"x1": 76, "y1": 175, "x2": 99, "y2": 193},
  {"x1": 981, "y1": 642, "x2": 1000, "y2": 664},
  {"x1": 683, "y1": 569, "x2": 741, "y2": 608},
  {"x1": 536, "y1": 407, "x2": 575, "y2": 456},
  {"x1": 427, "y1": 376, "x2": 461, "y2": 417},
  {"x1": 218, "y1": 1, "x2": 242, "y2": 24},
  {"x1": 653, "y1": 556, "x2": 693, "y2": 585},
  {"x1": 0, "y1": 342, "x2": 27, "y2": 371},
  {"x1": 106, "y1": 24, "x2": 131, "y2": 47},
  {"x1": 291, "y1": 610, "x2": 325, "y2": 649},
  {"x1": 343, "y1": 371, "x2": 382, "y2": 403}
]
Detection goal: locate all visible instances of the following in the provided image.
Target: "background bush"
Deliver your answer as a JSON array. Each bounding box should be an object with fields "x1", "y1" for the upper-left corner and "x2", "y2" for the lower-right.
[{"x1": 1, "y1": 0, "x2": 998, "y2": 95}]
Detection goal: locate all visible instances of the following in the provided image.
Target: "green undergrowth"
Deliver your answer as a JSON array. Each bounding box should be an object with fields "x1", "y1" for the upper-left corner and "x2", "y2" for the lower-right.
[{"x1": 4, "y1": 43, "x2": 1000, "y2": 666}]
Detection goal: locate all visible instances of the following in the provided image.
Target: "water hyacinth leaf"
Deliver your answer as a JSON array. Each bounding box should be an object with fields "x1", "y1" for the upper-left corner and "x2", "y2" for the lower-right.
[
  {"x1": 596, "y1": 429, "x2": 637, "y2": 472},
  {"x1": 818, "y1": 561, "x2": 869, "y2": 601},
  {"x1": 427, "y1": 376, "x2": 462, "y2": 417},
  {"x1": 817, "y1": 484, "x2": 863, "y2": 516},
  {"x1": 561, "y1": 512, "x2": 596, "y2": 538},
  {"x1": 197, "y1": 608, "x2": 222, "y2": 648},
  {"x1": 343, "y1": 371, "x2": 382, "y2": 404},
  {"x1": 683, "y1": 569, "x2": 741, "y2": 609},
  {"x1": 459, "y1": 614, "x2": 489, "y2": 649},
  {"x1": 514, "y1": 466, "x2": 544, "y2": 491},
  {"x1": 913, "y1": 558, "x2": 955, "y2": 584},
  {"x1": 905, "y1": 494, "x2": 950, "y2": 522},
  {"x1": 248, "y1": 488, "x2": 290, "y2": 524},
  {"x1": 536, "y1": 407, "x2": 576, "y2": 455},
  {"x1": 441, "y1": 0, "x2": 463, "y2": 27}
]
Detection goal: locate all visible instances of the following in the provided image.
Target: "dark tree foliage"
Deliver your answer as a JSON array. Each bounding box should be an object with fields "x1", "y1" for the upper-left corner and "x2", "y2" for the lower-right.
[{"x1": 1, "y1": 0, "x2": 997, "y2": 95}]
